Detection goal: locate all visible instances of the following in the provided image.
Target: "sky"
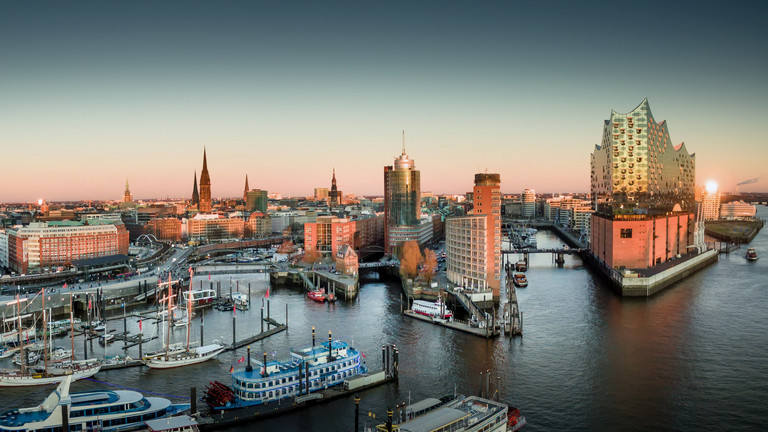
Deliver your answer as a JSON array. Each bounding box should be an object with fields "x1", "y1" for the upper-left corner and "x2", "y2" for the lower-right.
[{"x1": 1, "y1": 1, "x2": 766, "y2": 202}]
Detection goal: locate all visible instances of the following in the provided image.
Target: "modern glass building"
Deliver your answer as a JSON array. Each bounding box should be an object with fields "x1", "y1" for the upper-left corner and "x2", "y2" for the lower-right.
[
  {"x1": 384, "y1": 147, "x2": 422, "y2": 253},
  {"x1": 591, "y1": 98, "x2": 696, "y2": 216}
]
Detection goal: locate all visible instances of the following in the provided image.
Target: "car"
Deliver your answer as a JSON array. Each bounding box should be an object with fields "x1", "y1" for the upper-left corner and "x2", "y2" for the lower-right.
[{"x1": 334, "y1": 271, "x2": 341, "y2": 275}]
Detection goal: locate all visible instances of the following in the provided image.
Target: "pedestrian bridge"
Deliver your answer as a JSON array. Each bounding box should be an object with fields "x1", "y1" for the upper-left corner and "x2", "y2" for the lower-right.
[{"x1": 358, "y1": 261, "x2": 399, "y2": 269}]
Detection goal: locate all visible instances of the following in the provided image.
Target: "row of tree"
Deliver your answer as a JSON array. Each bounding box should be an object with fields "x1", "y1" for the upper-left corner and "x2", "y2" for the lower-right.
[{"x1": 399, "y1": 240, "x2": 438, "y2": 284}]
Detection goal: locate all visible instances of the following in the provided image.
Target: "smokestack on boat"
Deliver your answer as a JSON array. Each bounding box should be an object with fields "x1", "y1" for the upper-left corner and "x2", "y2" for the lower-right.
[
  {"x1": 246, "y1": 345, "x2": 252, "y2": 372},
  {"x1": 263, "y1": 352, "x2": 268, "y2": 377}
]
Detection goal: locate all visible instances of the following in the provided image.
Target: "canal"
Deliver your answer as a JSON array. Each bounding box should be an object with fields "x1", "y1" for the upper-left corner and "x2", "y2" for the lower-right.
[{"x1": 2, "y1": 207, "x2": 767, "y2": 431}]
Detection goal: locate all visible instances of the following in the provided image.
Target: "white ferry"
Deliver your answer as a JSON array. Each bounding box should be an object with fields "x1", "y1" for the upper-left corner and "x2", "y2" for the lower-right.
[
  {"x1": 0, "y1": 376, "x2": 189, "y2": 431},
  {"x1": 376, "y1": 394, "x2": 526, "y2": 432},
  {"x1": 181, "y1": 289, "x2": 217, "y2": 307},
  {"x1": 412, "y1": 297, "x2": 453, "y2": 320},
  {"x1": 204, "y1": 332, "x2": 366, "y2": 410}
]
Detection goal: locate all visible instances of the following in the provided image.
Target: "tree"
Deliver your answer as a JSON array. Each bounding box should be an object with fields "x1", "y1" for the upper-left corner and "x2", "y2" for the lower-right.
[
  {"x1": 420, "y1": 249, "x2": 438, "y2": 285},
  {"x1": 303, "y1": 248, "x2": 321, "y2": 270},
  {"x1": 399, "y1": 240, "x2": 422, "y2": 281}
]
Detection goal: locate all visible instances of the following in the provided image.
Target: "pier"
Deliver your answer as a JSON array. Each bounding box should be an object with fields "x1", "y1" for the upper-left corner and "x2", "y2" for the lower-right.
[
  {"x1": 270, "y1": 269, "x2": 359, "y2": 300},
  {"x1": 502, "y1": 264, "x2": 523, "y2": 337}
]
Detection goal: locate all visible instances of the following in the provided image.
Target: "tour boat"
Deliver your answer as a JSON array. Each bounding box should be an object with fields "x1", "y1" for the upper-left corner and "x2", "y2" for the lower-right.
[
  {"x1": 376, "y1": 393, "x2": 526, "y2": 432},
  {"x1": 515, "y1": 260, "x2": 527, "y2": 272},
  {"x1": 182, "y1": 289, "x2": 217, "y2": 307},
  {"x1": 746, "y1": 248, "x2": 758, "y2": 261},
  {"x1": 307, "y1": 290, "x2": 326, "y2": 303},
  {"x1": 203, "y1": 330, "x2": 367, "y2": 410},
  {"x1": 0, "y1": 376, "x2": 189, "y2": 432},
  {"x1": 411, "y1": 297, "x2": 453, "y2": 319},
  {"x1": 513, "y1": 273, "x2": 528, "y2": 288}
]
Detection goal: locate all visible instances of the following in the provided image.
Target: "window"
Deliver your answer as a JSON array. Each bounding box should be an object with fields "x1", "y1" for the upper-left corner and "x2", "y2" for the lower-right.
[{"x1": 620, "y1": 229, "x2": 633, "y2": 238}]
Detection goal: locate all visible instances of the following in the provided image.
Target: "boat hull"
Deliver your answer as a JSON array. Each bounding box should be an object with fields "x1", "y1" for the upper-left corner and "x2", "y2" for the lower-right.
[
  {"x1": 0, "y1": 363, "x2": 101, "y2": 387},
  {"x1": 145, "y1": 346, "x2": 224, "y2": 369}
]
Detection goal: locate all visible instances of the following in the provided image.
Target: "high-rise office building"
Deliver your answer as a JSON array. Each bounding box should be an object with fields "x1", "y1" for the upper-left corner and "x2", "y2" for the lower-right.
[
  {"x1": 199, "y1": 148, "x2": 212, "y2": 213},
  {"x1": 446, "y1": 173, "x2": 501, "y2": 297},
  {"x1": 590, "y1": 99, "x2": 698, "y2": 270},
  {"x1": 701, "y1": 189, "x2": 721, "y2": 221},
  {"x1": 521, "y1": 189, "x2": 536, "y2": 218},
  {"x1": 245, "y1": 189, "x2": 268, "y2": 213},
  {"x1": 384, "y1": 138, "x2": 425, "y2": 254}
]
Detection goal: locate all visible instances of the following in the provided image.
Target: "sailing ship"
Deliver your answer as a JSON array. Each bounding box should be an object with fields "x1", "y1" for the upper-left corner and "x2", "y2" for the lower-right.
[
  {"x1": 143, "y1": 276, "x2": 223, "y2": 369},
  {"x1": 0, "y1": 291, "x2": 101, "y2": 387}
]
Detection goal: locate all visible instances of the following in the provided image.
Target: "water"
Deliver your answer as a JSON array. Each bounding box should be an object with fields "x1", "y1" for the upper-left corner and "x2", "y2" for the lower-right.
[{"x1": 2, "y1": 208, "x2": 768, "y2": 431}]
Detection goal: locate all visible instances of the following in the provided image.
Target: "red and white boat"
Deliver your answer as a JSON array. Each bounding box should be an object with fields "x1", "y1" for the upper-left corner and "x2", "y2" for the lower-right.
[
  {"x1": 307, "y1": 290, "x2": 326, "y2": 303},
  {"x1": 412, "y1": 297, "x2": 452, "y2": 319},
  {"x1": 182, "y1": 289, "x2": 217, "y2": 307}
]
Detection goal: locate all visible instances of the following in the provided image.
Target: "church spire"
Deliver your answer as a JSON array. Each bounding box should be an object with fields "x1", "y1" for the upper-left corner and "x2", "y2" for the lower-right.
[
  {"x1": 199, "y1": 147, "x2": 212, "y2": 213},
  {"x1": 191, "y1": 170, "x2": 200, "y2": 206},
  {"x1": 244, "y1": 175, "x2": 249, "y2": 201}
]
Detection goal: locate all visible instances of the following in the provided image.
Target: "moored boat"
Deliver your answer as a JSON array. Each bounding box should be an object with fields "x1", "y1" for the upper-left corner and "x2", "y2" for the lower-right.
[
  {"x1": 182, "y1": 289, "x2": 217, "y2": 307},
  {"x1": 515, "y1": 260, "x2": 527, "y2": 272},
  {"x1": 375, "y1": 393, "x2": 525, "y2": 432},
  {"x1": 746, "y1": 247, "x2": 758, "y2": 261},
  {"x1": 0, "y1": 376, "x2": 189, "y2": 431},
  {"x1": 513, "y1": 273, "x2": 528, "y2": 288},
  {"x1": 144, "y1": 343, "x2": 224, "y2": 369},
  {"x1": 411, "y1": 297, "x2": 453, "y2": 320},
  {"x1": 0, "y1": 359, "x2": 101, "y2": 387},
  {"x1": 307, "y1": 290, "x2": 326, "y2": 303},
  {"x1": 203, "y1": 330, "x2": 367, "y2": 410}
]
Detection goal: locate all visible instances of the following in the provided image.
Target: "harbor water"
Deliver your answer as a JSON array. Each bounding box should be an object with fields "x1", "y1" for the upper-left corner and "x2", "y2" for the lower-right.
[{"x1": 2, "y1": 207, "x2": 767, "y2": 431}]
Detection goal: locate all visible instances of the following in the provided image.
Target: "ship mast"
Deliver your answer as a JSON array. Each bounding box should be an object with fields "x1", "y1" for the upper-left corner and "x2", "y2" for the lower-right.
[
  {"x1": 42, "y1": 288, "x2": 48, "y2": 375},
  {"x1": 69, "y1": 292, "x2": 75, "y2": 362},
  {"x1": 186, "y1": 270, "x2": 192, "y2": 353},
  {"x1": 13, "y1": 294, "x2": 27, "y2": 374}
]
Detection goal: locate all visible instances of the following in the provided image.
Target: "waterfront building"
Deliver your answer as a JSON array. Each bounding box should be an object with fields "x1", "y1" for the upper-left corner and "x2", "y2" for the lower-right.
[
  {"x1": 328, "y1": 169, "x2": 342, "y2": 207},
  {"x1": 446, "y1": 173, "x2": 502, "y2": 297},
  {"x1": 185, "y1": 214, "x2": 244, "y2": 242},
  {"x1": 384, "y1": 138, "x2": 423, "y2": 253},
  {"x1": 245, "y1": 189, "x2": 268, "y2": 213},
  {"x1": 7, "y1": 220, "x2": 129, "y2": 274},
  {"x1": 522, "y1": 188, "x2": 536, "y2": 218},
  {"x1": 701, "y1": 188, "x2": 721, "y2": 221},
  {"x1": 0, "y1": 229, "x2": 8, "y2": 271},
  {"x1": 199, "y1": 148, "x2": 212, "y2": 213},
  {"x1": 304, "y1": 214, "x2": 385, "y2": 258},
  {"x1": 335, "y1": 244, "x2": 358, "y2": 275},
  {"x1": 590, "y1": 99, "x2": 699, "y2": 271},
  {"x1": 146, "y1": 217, "x2": 182, "y2": 242},
  {"x1": 191, "y1": 171, "x2": 200, "y2": 207},
  {"x1": 720, "y1": 200, "x2": 756, "y2": 220},
  {"x1": 247, "y1": 212, "x2": 272, "y2": 238}
]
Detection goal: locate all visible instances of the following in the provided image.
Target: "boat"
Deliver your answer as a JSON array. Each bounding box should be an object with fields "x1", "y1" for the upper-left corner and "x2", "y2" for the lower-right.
[
  {"x1": 182, "y1": 289, "x2": 217, "y2": 307},
  {"x1": 98, "y1": 333, "x2": 115, "y2": 346},
  {"x1": 12, "y1": 351, "x2": 39, "y2": 366},
  {"x1": 0, "y1": 376, "x2": 189, "y2": 432},
  {"x1": 230, "y1": 292, "x2": 249, "y2": 310},
  {"x1": 375, "y1": 393, "x2": 526, "y2": 432},
  {"x1": 513, "y1": 273, "x2": 528, "y2": 288},
  {"x1": 0, "y1": 292, "x2": 102, "y2": 387},
  {"x1": 411, "y1": 296, "x2": 453, "y2": 320},
  {"x1": 203, "y1": 330, "x2": 367, "y2": 410},
  {"x1": 146, "y1": 415, "x2": 199, "y2": 432},
  {"x1": 307, "y1": 290, "x2": 326, "y2": 303},
  {"x1": 746, "y1": 248, "x2": 758, "y2": 261},
  {"x1": 515, "y1": 260, "x2": 527, "y2": 272},
  {"x1": 143, "y1": 278, "x2": 224, "y2": 369}
]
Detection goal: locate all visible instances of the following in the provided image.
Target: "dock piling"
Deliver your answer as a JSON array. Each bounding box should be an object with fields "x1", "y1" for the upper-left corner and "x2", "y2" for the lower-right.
[
  {"x1": 260, "y1": 308, "x2": 264, "y2": 333},
  {"x1": 354, "y1": 394, "x2": 360, "y2": 432},
  {"x1": 232, "y1": 315, "x2": 236, "y2": 349},
  {"x1": 191, "y1": 387, "x2": 197, "y2": 416}
]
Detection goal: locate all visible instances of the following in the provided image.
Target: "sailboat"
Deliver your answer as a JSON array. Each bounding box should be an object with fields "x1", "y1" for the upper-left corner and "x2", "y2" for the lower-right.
[
  {"x1": 144, "y1": 274, "x2": 224, "y2": 369},
  {"x1": 0, "y1": 290, "x2": 101, "y2": 387}
]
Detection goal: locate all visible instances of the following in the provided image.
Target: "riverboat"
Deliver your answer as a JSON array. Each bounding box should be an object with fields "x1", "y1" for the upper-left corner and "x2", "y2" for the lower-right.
[
  {"x1": 746, "y1": 248, "x2": 758, "y2": 261},
  {"x1": 514, "y1": 261, "x2": 527, "y2": 272},
  {"x1": 203, "y1": 331, "x2": 366, "y2": 410},
  {"x1": 182, "y1": 289, "x2": 217, "y2": 307},
  {"x1": 513, "y1": 273, "x2": 528, "y2": 288},
  {"x1": 0, "y1": 376, "x2": 189, "y2": 432},
  {"x1": 411, "y1": 297, "x2": 453, "y2": 319},
  {"x1": 376, "y1": 394, "x2": 526, "y2": 432}
]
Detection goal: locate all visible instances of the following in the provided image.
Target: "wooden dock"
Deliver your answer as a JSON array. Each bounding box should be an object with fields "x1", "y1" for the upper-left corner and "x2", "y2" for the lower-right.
[
  {"x1": 502, "y1": 265, "x2": 523, "y2": 337},
  {"x1": 403, "y1": 310, "x2": 500, "y2": 338},
  {"x1": 224, "y1": 324, "x2": 287, "y2": 352}
]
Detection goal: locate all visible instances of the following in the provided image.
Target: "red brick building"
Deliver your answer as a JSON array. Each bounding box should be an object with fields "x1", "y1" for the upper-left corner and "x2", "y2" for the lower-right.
[
  {"x1": 7, "y1": 221, "x2": 129, "y2": 274},
  {"x1": 147, "y1": 218, "x2": 182, "y2": 242}
]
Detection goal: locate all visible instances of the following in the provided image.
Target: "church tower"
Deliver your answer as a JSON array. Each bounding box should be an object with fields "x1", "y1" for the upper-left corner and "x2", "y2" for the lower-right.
[
  {"x1": 199, "y1": 148, "x2": 212, "y2": 213},
  {"x1": 191, "y1": 170, "x2": 200, "y2": 206}
]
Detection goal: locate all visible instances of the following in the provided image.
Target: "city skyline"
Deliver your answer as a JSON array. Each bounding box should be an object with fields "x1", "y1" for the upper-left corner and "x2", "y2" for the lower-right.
[{"x1": 1, "y1": 1, "x2": 766, "y2": 202}]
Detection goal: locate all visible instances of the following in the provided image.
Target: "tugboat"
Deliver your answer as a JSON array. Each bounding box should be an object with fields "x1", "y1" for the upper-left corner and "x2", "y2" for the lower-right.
[{"x1": 746, "y1": 247, "x2": 758, "y2": 261}]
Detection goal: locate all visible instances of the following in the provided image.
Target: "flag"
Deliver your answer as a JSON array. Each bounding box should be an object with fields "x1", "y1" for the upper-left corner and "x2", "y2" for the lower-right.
[
  {"x1": 361, "y1": 352, "x2": 366, "y2": 358},
  {"x1": 139, "y1": 319, "x2": 142, "y2": 331},
  {"x1": 88, "y1": 298, "x2": 92, "y2": 310},
  {"x1": 233, "y1": 302, "x2": 236, "y2": 316},
  {"x1": 238, "y1": 356, "x2": 245, "y2": 363},
  {"x1": 208, "y1": 273, "x2": 211, "y2": 282},
  {"x1": 229, "y1": 366, "x2": 234, "y2": 373},
  {"x1": 63, "y1": 283, "x2": 67, "y2": 289},
  {"x1": 265, "y1": 287, "x2": 269, "y2": 299}
]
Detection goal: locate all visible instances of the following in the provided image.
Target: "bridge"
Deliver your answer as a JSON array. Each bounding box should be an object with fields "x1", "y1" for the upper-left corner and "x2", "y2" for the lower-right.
[
  {"x1": 358, "y1": 261, "x2": 399, "y2": 269},
  {"x1": 502, "y1": 247, "x2": 586, "y2": 254}
]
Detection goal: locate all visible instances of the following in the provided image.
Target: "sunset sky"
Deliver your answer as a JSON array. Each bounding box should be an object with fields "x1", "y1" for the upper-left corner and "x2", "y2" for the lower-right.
[{"x1": 1, "y1": 1, "x2": 766, "y2": 202}]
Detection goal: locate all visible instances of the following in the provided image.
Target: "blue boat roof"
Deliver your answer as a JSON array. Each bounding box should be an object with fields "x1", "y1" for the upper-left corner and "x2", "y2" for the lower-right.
[{"x1": 232, "y1": 340, "x2": 356, "y2": 381}]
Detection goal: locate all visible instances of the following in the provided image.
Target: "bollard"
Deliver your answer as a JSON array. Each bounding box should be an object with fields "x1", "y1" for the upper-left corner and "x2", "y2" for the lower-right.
[{"x1": 190, "y1": 387, "x2": 197, "y2": 415}]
